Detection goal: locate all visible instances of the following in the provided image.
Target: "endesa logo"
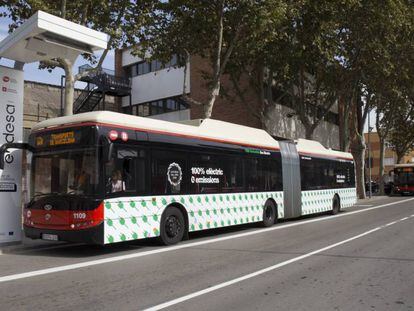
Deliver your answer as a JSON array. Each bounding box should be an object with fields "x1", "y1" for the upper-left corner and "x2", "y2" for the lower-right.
[{"x1": 3, "y1": 76, "x2": 10, "y2": 83}]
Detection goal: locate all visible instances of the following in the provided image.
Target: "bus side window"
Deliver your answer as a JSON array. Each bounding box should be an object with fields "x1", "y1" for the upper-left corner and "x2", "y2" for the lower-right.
[
  {"x1": 105, "y1": 147, "x2": 145, "y2": 195},
  {"x1": 151, "y1": 150, "x2": 186, "y2": 195}
]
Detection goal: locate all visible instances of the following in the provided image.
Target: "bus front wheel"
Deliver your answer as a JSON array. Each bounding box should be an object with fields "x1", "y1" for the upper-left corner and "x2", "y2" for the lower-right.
[
  {"x1": 331, "y1": 195, "x2": 340, "y2": 215},
  {"x1": 159, "y1": 207, "x2": 186, "y2": 245},
  {"x1": 262, "y1": 201, "x2": 276, "y2": 227}
]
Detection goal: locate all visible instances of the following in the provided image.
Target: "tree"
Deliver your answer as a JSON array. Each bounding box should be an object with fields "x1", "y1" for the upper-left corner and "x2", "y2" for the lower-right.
[
  {"x1": 124, "y1": 0, "x2": 286, "y2": 119},
  {"x1": 1, "y1": 0, "x2": 137, "y2": 115},
  {"x1": 389, "y1": 103, "x2": 414, "y2": 164},
  {"x1": 337, "y1": 0, "x2": 414, "y2": 198}
]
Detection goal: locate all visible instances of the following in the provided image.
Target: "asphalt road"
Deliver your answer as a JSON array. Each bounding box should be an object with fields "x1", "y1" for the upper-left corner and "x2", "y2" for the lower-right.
[{"x1": 0, "y1": 196, "x2": 413, "y2": 311}]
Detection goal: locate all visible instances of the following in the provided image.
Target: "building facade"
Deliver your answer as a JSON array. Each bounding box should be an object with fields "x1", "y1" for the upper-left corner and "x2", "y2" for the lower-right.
[
  {"x1": 364, "y1": 131, "x2": 414, "y2": 182},
  {"x1": 23, "y1": 80, "x2": 117, "y2": 140},
  {"x1": 115, "y1": 48, "x2": 341, "y2": 149}
]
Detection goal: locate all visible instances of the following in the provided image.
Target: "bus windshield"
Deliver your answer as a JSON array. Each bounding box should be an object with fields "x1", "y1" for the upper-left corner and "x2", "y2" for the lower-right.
[
  {"x1": 31, "y1": 148, "x2": 100, "y2": 198},
  {"x1": 395, "y1": 170, "x2": 414, "y2": 185}
]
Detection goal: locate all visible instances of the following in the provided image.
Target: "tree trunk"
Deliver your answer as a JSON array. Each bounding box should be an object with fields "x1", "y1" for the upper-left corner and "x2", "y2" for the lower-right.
[
  {"x1": 396, "y1": 152, "x2": 404, "y2": 164},
  {"x1": 351, "y1": 139, "x2": 366, "y2": 199},
  {"x1": 378, "y1": 138, "x2": 385, "y2": 195},
  {"x1": 204, "y1": 82, "x2": 220, "y2": 118},
  {"x1": 304, "y1": 124, "x2": 314, "y2": 140}
]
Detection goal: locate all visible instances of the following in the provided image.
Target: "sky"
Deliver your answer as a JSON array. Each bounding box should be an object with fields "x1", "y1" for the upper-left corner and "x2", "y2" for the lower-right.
[{"x1": 0, "y1": 9, "x2": 114, "y2": 88}]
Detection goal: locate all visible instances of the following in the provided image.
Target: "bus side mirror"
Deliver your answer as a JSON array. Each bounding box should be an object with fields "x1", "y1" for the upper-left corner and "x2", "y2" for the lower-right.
[{"x1": 102, "y1": 137, "x2": 114, "y2": 162}]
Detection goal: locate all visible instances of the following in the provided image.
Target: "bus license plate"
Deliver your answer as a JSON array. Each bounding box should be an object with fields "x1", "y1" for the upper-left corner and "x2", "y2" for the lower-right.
[{"x1": 42, "y1": 234, "x2": 58, "y2": 241}]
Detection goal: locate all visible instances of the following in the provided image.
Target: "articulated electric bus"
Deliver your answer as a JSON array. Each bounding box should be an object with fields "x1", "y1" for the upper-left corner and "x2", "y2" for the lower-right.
[
  {"x1": 393, "y1": 164, "x2": 414, "y2": 195},
  {"x1": 0, "y1": 111, "x2": 356, "y2": 245}
]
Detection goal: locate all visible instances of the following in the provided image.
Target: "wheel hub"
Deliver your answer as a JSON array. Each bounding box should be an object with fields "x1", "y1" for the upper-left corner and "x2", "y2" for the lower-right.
[{"x1": 166, "y1": 216, "x2": 181, "y2": 238}]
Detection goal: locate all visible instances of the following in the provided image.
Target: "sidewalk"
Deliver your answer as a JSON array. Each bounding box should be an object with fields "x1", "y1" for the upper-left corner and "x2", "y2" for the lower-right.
[
  {"x1": 356, "y1": 195, "x2": 389, "y2": 205},
  {"x1": 0, "y1": 231, "x2": 69, "y2": 254}
]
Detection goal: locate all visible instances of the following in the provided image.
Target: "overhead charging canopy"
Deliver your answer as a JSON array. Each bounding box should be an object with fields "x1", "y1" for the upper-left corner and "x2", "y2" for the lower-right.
[{"x1": 0, "y1": 10, "x2": 108, "y2": 64}]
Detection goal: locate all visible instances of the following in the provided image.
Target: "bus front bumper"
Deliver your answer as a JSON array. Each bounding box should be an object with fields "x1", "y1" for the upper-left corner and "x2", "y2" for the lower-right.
[{"x1": 24, "y1": 223, "x2": 104, "y2": 245}]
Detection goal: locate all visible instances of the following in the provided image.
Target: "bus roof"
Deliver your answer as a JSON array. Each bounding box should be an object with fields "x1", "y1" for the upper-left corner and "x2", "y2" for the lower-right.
[
  {"x1": 394, "y1": 163, "x2": 414, "y2": 168},
  {"x1": 32, "y1": 111, "x2": 353, "y2": 160}
]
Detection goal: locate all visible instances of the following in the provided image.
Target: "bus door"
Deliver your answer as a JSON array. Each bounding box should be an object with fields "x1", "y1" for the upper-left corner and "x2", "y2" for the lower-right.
[{"x1": 279, "y1": 141, "x2": 301, "y2": 218}]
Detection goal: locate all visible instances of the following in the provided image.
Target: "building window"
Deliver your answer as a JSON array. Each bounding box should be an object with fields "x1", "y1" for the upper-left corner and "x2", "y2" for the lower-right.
[
  {"x1": 384, "y1": 157, "x2": 395, "y2": 166},
  {"x1": 126, "y1": 54, "x2": 180, "y2": 78},
  {"x1": 123, "y1": 96, "x2": 189, "y2": 117}
]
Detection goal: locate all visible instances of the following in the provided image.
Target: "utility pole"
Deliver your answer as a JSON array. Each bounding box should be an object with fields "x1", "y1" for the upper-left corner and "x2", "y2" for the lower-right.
[{"x1": 367, "y1": 109, "x2": 372, "y2": 198}]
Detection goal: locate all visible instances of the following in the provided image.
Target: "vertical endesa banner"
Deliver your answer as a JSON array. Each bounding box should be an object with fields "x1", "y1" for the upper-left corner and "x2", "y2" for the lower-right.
[{"x1": 0, "y1": 65, "x2": 23, "y2": 245}]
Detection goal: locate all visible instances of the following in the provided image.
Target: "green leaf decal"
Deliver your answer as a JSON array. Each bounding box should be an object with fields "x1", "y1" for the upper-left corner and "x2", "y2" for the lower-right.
[
  {"x1": 212, "y1": 196, "x2": 216, "y2": 202},
  {"x1": 144, "y1": 231, "x2": 149, "y2": 238},
  {"x1": 213, "y1": 209, "x2": 217, "y2": 215},
  {"x1": 207, "y1": 222, "x2": 211, "y2": 228},
  {"x1": 190, "y1": 210, "x2": 195, "y2": 217},
  {"x1": 162, "y1": 198, "x2": 168, "y2": 205},
  {"x1": 120, "y1": 234, "x2": 126, "y2": 241},
  {"x1": 221, "y1": 220, "x2": 225, "y2": 226},
  {"x1": 220, "y1": 208, "x2": 224, "y2": 214},
  {"x1": 119, "y1": 218, "x2": 126, "y2": 226},
  {"x1": 227, "y1": 220, "x2": 231, "y2": 225},
  {"x1": 153, "y1": 214, "x2": 159, "y2": 222},
  {"x1": 180, "y1": 197, "x2": 185, "y2": 204},
  {"x1": 118, "y1": 202, "x2": 124, "y2": 209},
  {"x1": 107, "y1": 235, "x2": 114, "y2": 243},
  {"x1": 198, "y1": 223, "x2": 203, "y2": 230},
  {"x1": 107, "y1": 219, "x2": 113, "y2": 226},
  {"x1": 142, "y1": 215, "x2": 148, "y2": 223},
  {"x1": 191, "y1": 224, "x2": 195, "y2": 231},
  {"x1": 141, "y1": 200, "x2": 146, "y2": 207},
  {"x1": 153, "y1": 228, "x2": 159, "y2": 236},
  {"x1": 214, "y1": 221, "x2": 218, "y2": 228},
  {"x1": 131, "y1": 216, "x2": 137, "y2": 224},
  {"x1": 152, "y1": 199, "x2": 157, "y2": 206},
  {"x1": 219, "y1": 195, "x2": 223, "y2": 202},
  {"x1": 105, "y1": 202, "x2": 112, "y2": 209},
  {"x1": 205, "y1": 196, "x2": 209, "y2": 203},
  {"x1": 132, "y1": 232, "x2": 138, "y2": 239},
  {"x1": 206, "y1": 209, "x2": 210, "y2": 216},
  {"x1": 189, "y1": 197, "x2": 194, "y2": 203},
  {"x1": 130, "y1": 201, "x2": 136, "y2": 208},
  {"x1": 197, "y1": 197, "x2": 202, "y2": 203},
  {"x1": 198, "y1": 210, "x2": 203, "y2": 216}
]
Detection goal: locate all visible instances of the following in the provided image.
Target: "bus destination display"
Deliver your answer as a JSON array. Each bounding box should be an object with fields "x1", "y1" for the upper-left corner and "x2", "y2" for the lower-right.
[{"x1": 35, "y1": 130, "x2": 81, "y2": 147}]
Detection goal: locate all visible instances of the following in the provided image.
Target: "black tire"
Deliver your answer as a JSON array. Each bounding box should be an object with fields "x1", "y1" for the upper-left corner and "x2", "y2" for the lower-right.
[
  {"x1": 331, "y1": 195, "x2": 340, "y2": 215},
  {"x1": 159, "y1": 207, "x2": 186, "y2": 245},
  {"x1": 262, "y1": 201, "x2": 276, "y2": 227}
]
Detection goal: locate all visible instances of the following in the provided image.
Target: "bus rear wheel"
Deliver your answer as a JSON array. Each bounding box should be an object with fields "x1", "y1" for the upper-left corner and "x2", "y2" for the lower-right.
[
  {"x1": 159, "y1": 207, "x2": 186, "y2": 245},
  {"x1": 262, "y1": 201, "x2": 276, "y2": 227},
  {"x1": 331, "y1": 195, "x2": 340, "y2": 215}
]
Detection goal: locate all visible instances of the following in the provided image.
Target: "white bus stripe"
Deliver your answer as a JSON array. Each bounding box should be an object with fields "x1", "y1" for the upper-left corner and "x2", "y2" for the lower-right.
[
  {"x1": 144, "y1": 215, "x2": 412, "y2": 311},
  {"x1": 0, "y1": 197, "x2": 413, "y2": 283}
]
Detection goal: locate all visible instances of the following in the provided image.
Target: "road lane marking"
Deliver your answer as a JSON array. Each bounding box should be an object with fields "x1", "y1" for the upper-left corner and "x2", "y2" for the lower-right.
[
  {"x1": 0, "y1": 197, "x2": 413, "y2": 283},
  {"x1": 354, "y1": 204, "x2": 373, "y2": 207},
  {"x1": 144, "y1": 215, "x2": 414, "y2": 311}
]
